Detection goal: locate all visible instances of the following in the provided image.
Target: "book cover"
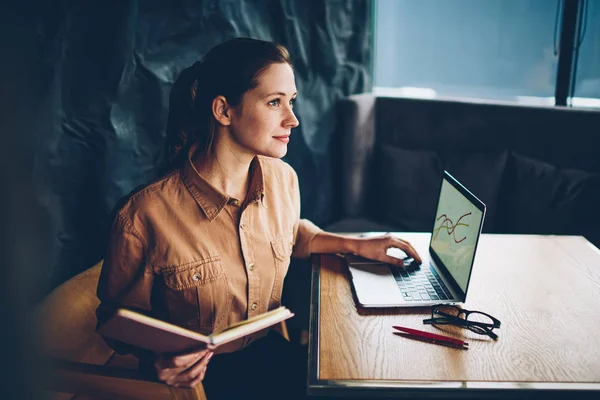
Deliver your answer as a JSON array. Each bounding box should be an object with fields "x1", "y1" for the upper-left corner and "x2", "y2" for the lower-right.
[{"x1": 98, "y1": 306, "x2": 294, "y2": 353}]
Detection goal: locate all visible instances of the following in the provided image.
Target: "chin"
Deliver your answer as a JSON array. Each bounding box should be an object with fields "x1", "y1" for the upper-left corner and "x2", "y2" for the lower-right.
[
  {"x1": 260, "y1": 145, "x2": 288, "y2": 159},
  {"x1": 266, "y1": 148, "x2": 288, "y2": 159}
]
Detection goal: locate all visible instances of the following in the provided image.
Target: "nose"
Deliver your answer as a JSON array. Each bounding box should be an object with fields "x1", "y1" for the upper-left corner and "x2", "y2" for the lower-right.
[{"x1": 284, "y1": 107, "x2": 299, "y2": 129}]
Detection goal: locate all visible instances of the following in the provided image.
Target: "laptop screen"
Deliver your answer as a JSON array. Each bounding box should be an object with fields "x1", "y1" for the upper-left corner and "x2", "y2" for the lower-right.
[{"x1": 430, "y1": 173, "x2": 485, "y2": 294}]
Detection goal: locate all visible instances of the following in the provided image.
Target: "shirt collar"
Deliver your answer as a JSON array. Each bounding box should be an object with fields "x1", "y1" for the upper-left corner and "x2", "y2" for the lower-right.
[{"x1": 181, "y1": 143, "x2": 266, "y2": 221}]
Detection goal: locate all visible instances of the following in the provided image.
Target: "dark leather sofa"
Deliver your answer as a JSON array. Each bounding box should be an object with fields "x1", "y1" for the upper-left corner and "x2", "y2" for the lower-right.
[{"x1": 326, "y1": 94, "x2": 600, "y2": 248}]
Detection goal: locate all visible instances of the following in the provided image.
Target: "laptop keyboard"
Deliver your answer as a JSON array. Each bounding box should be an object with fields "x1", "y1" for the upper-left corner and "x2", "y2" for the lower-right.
[{"x1": 391, "y1": 263, "x2": 453, "y2": 302}]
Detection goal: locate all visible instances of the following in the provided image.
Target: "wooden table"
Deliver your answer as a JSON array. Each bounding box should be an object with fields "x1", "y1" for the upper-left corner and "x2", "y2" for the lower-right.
[{"x1": 307, "y1": 233, "x2": 600, "y2": 398}]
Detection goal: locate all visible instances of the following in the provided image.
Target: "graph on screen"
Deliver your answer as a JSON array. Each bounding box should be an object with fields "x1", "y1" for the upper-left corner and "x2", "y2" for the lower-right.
[
  {"x1": 431, "y1": 179, "x2": 483, "y2": 292},
  {"x1": 433, "y1": 212, "x2": 472, "y2": 244}
]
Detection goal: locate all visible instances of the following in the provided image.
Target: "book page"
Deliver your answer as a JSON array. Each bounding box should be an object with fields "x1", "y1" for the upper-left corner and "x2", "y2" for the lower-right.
[
  {"x1": 216, "y1": 306, "x2": 287, "y2": 333},
  {"x1": 211, "y1": 307, "x2": 293, "y2": 347}
]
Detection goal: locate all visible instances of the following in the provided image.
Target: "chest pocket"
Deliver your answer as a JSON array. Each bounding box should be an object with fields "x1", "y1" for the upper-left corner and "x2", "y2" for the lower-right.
[
  {"x1": 269, "y1": 233, "x2": 294, "y2": 308},
  {"x1": 162, "y1": 256, "x2": 232, "y2": 335}
]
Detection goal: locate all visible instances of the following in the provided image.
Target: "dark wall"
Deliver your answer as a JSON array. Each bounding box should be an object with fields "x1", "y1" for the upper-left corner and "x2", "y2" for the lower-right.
[{"x1": 14, "y1": 0, "x2": 372, "y2": 296}]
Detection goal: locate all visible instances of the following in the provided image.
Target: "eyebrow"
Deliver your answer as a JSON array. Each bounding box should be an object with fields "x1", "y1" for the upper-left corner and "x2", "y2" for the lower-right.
[{"x1": 263, "y1": 91, "x2": 298, "y2": 98}]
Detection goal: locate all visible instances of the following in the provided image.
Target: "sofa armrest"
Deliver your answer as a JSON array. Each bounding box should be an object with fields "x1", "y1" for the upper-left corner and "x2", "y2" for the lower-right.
[{"x1": 334, "y1": 93, "x2": 376, "y2": 219}]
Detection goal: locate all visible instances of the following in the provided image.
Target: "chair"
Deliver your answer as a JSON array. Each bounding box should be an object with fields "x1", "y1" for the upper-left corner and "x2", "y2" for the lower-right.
[{"x1": 35, "y1": 260, "x2": 208, "y2": 400}]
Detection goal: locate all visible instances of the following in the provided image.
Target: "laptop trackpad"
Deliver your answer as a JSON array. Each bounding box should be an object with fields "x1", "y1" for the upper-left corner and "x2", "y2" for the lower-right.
[{"x1": 349, "y1": 264, "x2": 402, "y2": 306}]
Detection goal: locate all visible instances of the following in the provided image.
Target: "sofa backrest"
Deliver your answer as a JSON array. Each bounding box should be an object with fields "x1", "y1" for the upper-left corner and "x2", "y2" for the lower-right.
[{"x1": 333, "y1": 94, "x2": 600, "y2": 245}]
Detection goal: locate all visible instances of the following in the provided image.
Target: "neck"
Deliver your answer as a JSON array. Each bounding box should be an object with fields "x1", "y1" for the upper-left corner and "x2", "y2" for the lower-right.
[{"x1": 192, "y1": 134, "x2": 254, "y2": 201}]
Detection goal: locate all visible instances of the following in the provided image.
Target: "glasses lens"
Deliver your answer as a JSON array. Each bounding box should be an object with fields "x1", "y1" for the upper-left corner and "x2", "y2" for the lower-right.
[
  {"x1": 466, "y1": 311, "x2": 496, "y2": 327},
  {"x1": 467, "y1": 324, "x2": 488, "y2": 334},
  {"x1": 467, "y1": 324, "x2": 498, "y2": 339},
  {"x1": 434, "y1": 305, "x2": 461, "y2": 318}
]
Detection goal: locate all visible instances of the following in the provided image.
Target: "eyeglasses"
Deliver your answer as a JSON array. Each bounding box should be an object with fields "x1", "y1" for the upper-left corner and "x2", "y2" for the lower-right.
[{"x1": 423, "y1": 304, "x2": 501, "y2": 340}]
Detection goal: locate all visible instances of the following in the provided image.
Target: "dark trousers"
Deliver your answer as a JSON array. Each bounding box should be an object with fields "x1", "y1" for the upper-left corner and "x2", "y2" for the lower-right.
[{"x1": 202, "y1": 331, "x2": 308, "y2": 400}]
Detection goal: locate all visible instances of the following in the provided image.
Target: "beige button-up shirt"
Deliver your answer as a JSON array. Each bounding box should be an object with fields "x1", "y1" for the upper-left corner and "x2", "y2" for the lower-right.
[{"x1": 96, "y1": 145, "x2": 322, "y2": 354}]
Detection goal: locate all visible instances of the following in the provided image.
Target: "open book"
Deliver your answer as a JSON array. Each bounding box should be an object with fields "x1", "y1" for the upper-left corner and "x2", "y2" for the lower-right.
[{"x1": 98, "y1": 306, "x2": 294, "y2": 353}]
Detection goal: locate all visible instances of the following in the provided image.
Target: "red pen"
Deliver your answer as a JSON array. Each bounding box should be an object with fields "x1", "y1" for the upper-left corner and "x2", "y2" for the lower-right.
[{"x1": 393, "y1": 326, "x2": 468, "y2": 349}]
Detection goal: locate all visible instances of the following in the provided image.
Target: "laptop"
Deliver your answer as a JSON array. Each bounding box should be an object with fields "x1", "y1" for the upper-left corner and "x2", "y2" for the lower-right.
[{"x1": 346, "y1": 170, "x2": 486, "y2": 307}]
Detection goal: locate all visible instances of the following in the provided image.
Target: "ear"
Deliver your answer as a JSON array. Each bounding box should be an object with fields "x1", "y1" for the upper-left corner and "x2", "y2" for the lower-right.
[{"x1": 212, "y1": 95, "x2": 232, "y2": 126}]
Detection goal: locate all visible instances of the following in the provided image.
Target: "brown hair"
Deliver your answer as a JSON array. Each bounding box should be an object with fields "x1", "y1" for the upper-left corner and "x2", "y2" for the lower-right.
[{"x1": 162, "y1": 37, "x2": 292, "y2": 171}]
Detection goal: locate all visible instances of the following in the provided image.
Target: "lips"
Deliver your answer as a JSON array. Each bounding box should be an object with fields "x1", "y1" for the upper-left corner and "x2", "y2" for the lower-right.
[{"x1": 274, "y1": 136, "x2": 289, "y2": 143}]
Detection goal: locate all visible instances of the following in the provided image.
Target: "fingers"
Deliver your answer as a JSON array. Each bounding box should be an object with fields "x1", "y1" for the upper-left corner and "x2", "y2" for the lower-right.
[
  {"x1": 384, "y1": 255, "x2": 404, "y2": 267},
  {"x1": 156, "y1": 348, "x2": 209, "y2": 370},
  {"x1": 356, "y1": 234, "x2": 423, "y2": 266},
  {"x1": 183, "y1": 362, "x2": 209, "y2": 388},
  {"x1": 176, "y1": 370, "x2": 205, "y2": 388},
  {"x1": 155, "y1": 349, "x2": 209, "y2": 383},
  {"x1": 164, "y1": 351, "x2": 214, "y2": 387},
  {"x1": 173, "y1": 351, "x2": 213, "y2": 385},
  {"x1": 390, "y1": 237, "x2": 422, "y2": 263}
]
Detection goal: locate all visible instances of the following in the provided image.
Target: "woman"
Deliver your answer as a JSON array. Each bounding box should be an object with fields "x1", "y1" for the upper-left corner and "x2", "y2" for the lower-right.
[{"x1": 96, "y1": 37, "x2": 421, "y2": 399}]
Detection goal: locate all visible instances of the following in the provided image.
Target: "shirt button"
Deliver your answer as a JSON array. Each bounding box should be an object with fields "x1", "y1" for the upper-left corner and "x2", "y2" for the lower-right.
[
  {"x1": 192, "y1": 273, "x2": 201, "y2": 281},
  {"x1": 240, "y1": 223, "x2": 245, "y2": 229},
  {"x1": 251, "y1": 302, "x2": 258, "y2": 310},
  {"x1": 248, "y1": 263, "x2": 255, "y2": 271}
]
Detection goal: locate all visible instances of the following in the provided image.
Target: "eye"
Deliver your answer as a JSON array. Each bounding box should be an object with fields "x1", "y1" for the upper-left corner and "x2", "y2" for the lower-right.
[
  {"x1": 290, "y1": 98, "x2": 296, "y2": 108},
  {"x1": 268, "y1": 99, "x2": 280, "y2": 107}
]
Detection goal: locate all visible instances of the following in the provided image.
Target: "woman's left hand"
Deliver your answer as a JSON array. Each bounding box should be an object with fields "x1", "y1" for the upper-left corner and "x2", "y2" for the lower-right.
[{"x1": 355, "y1": 234, "x2": 422, "y2": 267}]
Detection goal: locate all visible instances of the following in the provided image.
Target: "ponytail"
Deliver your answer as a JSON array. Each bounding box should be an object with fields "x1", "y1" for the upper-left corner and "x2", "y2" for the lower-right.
[{"x1": 162, "y1": 61, "x2": 205, "y2": 172}]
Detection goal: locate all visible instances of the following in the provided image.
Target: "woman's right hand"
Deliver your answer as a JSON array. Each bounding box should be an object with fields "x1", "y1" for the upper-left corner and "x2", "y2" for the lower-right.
[{"x1": 154, "y1": 348, "x2": 214, "y2": 388}]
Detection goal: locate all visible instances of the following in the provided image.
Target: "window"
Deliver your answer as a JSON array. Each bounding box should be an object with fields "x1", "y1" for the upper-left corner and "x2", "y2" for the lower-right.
[
  {"x1": 572, "y1": 0, "x2": 600, "y2": 107},
  {"x1": 374, "y1": 0, "x2": 600, "y2": 108}
]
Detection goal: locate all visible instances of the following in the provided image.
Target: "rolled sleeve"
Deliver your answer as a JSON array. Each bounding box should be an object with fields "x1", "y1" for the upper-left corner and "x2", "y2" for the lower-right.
[
  {"x1": 292, "y1": 218, "x2": 322, "y2": 259},
  {"x1": 289, "y1": 166, "x2": 322, "y2": 259},
  {"x1": 96, "y1": 212, "x2": 154, "y2": 358}
]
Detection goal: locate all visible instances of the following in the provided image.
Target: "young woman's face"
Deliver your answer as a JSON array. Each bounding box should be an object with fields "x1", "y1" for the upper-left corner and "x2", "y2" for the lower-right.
[{"x1": 228, "y1": 62, "x2": 299, "y2": 159}]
